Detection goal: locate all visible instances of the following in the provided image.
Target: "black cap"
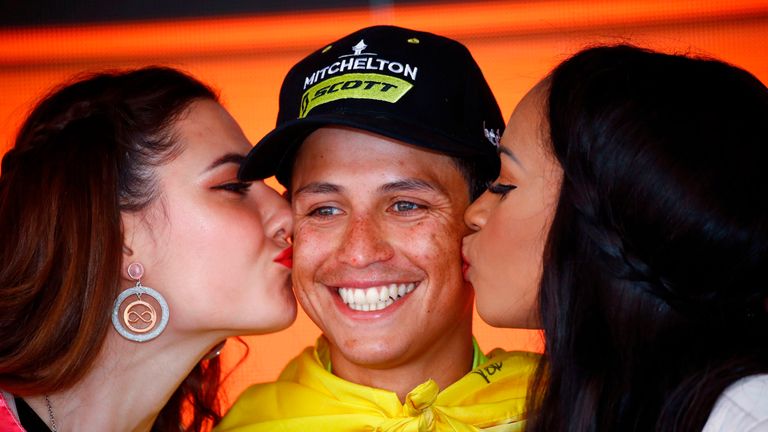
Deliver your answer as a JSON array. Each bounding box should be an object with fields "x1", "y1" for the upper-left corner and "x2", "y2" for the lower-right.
[{"x1": 239, "y1": 25, "x2": 504, "y2": 187}]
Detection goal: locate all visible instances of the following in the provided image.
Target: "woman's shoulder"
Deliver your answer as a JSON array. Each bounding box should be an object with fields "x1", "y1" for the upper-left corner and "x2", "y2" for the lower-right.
[
  {"x1": 0, "y1": 390, "x2": 26, "y2": 432},
  {"x1": 702, "y1": 374, "x2": 768, "y2": 432}
]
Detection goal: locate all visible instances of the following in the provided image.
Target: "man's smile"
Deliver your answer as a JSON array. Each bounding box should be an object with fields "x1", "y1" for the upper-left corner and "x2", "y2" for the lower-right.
[{"x1": 337, "y1": 282, "x2": 418, "y2": 311}]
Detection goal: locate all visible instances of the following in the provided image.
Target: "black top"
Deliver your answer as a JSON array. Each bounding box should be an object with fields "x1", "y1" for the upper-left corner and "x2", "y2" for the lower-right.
[{"x1": 13, "y1": 396, "x2": 51, "y2": 432}]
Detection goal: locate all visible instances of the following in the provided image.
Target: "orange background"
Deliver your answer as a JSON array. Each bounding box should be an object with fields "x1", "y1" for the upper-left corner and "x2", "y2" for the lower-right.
[{"x1": 2, "y1": 0, "x2": 767, "y2": 406}]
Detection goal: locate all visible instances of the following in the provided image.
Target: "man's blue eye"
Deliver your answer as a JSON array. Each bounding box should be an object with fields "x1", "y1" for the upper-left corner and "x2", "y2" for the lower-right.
[
  {"x1": 310, "y1": 206, "x2": 341, "y2": 217},
  {"x1": 392, "y1": 201, "x2": 421, "y2": 212}
]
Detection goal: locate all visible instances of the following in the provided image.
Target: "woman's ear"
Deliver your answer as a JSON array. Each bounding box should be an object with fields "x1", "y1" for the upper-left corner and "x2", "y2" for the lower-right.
[
  {"x1": 119, "y1": 202, "x2": 164, "y2": 284},
  {"x1": 120, "y1": 211, "x2": 152, "y2": 285},
  {"x1": 120, "y1": 213, "x2": 137, "y2": 284}
]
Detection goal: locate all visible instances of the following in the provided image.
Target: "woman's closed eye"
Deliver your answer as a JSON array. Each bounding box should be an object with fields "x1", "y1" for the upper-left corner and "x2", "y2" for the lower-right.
[
  {"x1": 487, "y1": 182, "x2": 517, "y2": 199},
  {"x1": 212, "y1": 181, "x2": 252, "y2": 195}
]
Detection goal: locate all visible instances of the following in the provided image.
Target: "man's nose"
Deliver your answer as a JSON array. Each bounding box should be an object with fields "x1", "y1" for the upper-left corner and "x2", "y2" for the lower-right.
[{"x1": 337, "y1": 215, "x2": 394, "y2": 267}]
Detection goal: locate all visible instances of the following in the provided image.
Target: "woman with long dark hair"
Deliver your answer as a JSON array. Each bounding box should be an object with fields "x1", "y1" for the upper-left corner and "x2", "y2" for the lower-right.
[
  {"x1": 0, "y1": 67, "x2": 297, "y2": 431},
  {"x1": 463, "y1": 45, "x2": 768, "y2": 431}
]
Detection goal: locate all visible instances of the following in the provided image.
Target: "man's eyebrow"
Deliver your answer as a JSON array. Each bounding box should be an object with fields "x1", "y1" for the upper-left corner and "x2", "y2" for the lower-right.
[
  {"x1": 294, "y1": 182, "x2": 343, "y2": 196},
  {"x1": 293, "y1": 178, "x2": 444, "y2": 196},
  {"x1": 379, "y1": 178, "x2": 444, "y2": 195},
  {"x1": 205, "y1": 153, "x2": 246, "y2": 172}
]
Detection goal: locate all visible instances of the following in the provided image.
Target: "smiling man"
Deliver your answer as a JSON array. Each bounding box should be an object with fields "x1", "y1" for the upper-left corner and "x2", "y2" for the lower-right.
[{"x1": 216, "y1": 26, "x2": 539, "y2": 432}]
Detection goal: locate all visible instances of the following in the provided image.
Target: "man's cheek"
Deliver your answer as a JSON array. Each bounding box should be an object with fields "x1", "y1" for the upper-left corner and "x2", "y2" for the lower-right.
[
  {"x1": 291, "y1": 266, "x2": 324, "y2": 324},
  {"x1": 393, "y1": 235, "x2": 454, "y2": 267},
  {"x1": 294, "y1": 227, "x2": 330, "y2": 263}
]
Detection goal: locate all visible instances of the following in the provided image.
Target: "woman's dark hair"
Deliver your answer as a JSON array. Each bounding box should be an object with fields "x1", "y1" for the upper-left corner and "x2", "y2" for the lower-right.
[
  {"x1": 527, "y1": 45, "x2": 768, "y2": 431},
  {"x1": 0, "y1": 66, "x2": 223, "y2": 431}
]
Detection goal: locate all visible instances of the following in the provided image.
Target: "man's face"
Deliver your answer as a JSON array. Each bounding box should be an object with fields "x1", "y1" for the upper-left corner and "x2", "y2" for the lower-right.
[{"x1": 291, "y1": 126, "x2": 474, "y2": 370}]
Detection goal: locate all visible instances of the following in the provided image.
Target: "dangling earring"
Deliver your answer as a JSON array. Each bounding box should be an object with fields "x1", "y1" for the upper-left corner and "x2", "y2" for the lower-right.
[{"x1": 112, "y1": 262, "x2": 170, "y2": 342}]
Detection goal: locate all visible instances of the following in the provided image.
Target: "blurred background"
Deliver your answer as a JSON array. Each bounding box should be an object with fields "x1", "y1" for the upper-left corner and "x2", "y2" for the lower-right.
[{"x1": 2, "y1": 0, "x2": 767, "y2": 406}]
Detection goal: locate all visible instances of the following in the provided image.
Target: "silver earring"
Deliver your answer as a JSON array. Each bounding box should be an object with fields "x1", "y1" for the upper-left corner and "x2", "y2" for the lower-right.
[{"x1": 112, "y1": 262, "x2": 169, "y2": 342}]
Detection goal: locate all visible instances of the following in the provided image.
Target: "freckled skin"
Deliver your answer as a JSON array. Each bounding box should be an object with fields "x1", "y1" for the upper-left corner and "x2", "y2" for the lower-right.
[{"x1": 291, "y1": 126, "x2": 475, "y2": 400}]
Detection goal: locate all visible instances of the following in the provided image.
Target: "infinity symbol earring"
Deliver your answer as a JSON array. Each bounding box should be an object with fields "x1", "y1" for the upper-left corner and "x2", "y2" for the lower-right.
[{"x1": 112, "y1": 262, "x2": 170, "y2": 342}]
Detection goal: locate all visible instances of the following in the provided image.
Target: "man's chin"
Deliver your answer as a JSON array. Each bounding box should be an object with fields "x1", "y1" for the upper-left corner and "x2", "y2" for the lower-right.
[{"x1": 326, "y1": 334, "x2": 411, "y2": 370}]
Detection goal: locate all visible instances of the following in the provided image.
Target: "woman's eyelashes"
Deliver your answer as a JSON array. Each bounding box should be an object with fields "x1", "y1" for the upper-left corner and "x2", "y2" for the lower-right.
[
  {"x1": 213, "y1": 181, "x2": 252, "y2": 195},
  {"x1": 487, "y1": 181, "x2": 517, "y2": 198}
]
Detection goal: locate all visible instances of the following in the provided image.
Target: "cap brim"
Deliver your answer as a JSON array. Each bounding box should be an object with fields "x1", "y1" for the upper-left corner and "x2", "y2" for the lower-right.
[{"x1": 239, "y1": 110, "x2": 499, "y2": 185}]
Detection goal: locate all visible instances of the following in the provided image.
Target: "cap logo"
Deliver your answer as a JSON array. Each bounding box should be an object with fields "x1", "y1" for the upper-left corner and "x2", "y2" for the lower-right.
[
  {"x1": 300, "y1": 72, "x2": 413, "y2": 118},
  {"x1": 303, "y1": 40, "x2": 418, "y2": 90},
  {"x1": 340, "y1": 40, "x2": 374, "y2": 57},
  {"x1": 483, "y1": 123, "x2": 501, "y2": 147}
]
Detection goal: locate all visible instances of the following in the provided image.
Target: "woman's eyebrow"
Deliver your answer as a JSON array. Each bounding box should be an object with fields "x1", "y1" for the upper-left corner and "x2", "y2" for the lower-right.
[
  {"x1": 499, "y1": 145, "x2": 523, "y2": 167},
  {"x1": 205, "y1": 153, "x2": 246, "y2": 172}
]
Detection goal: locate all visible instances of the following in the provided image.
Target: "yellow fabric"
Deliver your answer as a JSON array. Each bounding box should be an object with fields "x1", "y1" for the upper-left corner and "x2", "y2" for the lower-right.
[
  {"x1": 217, "y1": 337, "x2": 539, "y2": 432},
  {"x1": 470, "y1": 337, "x2": 487, "y2": 370}
]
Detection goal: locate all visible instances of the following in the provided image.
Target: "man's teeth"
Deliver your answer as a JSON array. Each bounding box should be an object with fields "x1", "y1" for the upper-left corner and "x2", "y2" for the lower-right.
[{"x1": 338, "y1": 283, "x2": 416, "y2": 311}]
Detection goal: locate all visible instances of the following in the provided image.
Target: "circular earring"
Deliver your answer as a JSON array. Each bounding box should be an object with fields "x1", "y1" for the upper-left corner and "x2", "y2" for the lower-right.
[{"x1": 112, "y1": 262, "x2": 170, "y2": 342}]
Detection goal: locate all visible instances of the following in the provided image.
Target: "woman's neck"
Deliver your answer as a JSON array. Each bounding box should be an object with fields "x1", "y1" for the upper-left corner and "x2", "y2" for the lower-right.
[{"x1": 24, "y1": 333, "x2": 222, "y2": 432}]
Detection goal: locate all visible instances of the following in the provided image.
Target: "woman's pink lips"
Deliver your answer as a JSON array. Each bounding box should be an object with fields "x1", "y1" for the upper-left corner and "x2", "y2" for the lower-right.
[
  {"x1": 462, "y1": 253, "x2": 471, "y2": 281},
  {"x1": 274, "y1": 246, "x2": 293, "y2": 268}
]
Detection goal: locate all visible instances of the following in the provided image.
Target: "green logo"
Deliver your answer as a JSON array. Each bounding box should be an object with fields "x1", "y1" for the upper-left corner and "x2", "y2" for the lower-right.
[{"x1": 300, "y1": 73, "x2": 413, "y2": 118}]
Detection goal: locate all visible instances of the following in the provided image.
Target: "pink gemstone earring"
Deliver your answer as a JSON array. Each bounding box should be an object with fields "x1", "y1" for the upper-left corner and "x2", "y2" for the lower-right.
[{"x1": 111, "y1": 262, "x2": 170, "y2": 342}]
